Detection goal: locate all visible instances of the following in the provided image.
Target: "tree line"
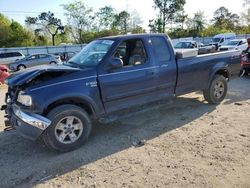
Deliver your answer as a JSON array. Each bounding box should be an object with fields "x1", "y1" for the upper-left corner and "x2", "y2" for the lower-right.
[{"x1": 0, "y1": 0, "x2": 250, "y2": 47}]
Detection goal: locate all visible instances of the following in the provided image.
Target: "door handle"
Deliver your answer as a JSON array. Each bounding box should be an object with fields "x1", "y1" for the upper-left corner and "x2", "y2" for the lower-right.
[{"x1": 161, "y1": 64, "x2": 169, "y2": 68}]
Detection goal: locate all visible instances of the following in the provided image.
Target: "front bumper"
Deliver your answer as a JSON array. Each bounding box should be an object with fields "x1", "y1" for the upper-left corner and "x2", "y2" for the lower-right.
[{"x1": 3, "y1": 104, "x2": 51, "y2": 140}]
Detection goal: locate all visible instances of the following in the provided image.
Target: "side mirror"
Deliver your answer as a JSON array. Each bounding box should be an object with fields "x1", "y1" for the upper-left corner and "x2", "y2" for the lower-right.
[{"x1": 110, "y1": 58, "x2": 123, "y2": 69}]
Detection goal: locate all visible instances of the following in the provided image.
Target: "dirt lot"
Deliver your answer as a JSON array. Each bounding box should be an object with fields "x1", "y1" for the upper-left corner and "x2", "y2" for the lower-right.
[{"x1": 0, "y1": 76, "x2": 249, "y2": 188}]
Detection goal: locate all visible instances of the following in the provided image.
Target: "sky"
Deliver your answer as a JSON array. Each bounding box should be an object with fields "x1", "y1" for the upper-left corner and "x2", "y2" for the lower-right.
[{"x1": 0, "y1": 0, "x2": 246, "y2": 29}]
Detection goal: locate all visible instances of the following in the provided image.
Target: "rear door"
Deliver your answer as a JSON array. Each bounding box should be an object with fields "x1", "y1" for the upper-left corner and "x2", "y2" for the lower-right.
[
  {"x1": 38, "y1": 54, "x2": 51, "y2": 65},
  {"x1": 149, "y1": 36, "x2": 177, "y2": 98},
  {"x1": 26, "y1": 55, "x2": 39, "y2": 67},
  {"x1": 98, "y1": 37, "x2": 159, "y2": 113}
]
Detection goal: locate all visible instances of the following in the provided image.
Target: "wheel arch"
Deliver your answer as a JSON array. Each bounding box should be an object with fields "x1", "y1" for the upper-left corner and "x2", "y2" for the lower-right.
[
  {"x1": 207, "y1": 66, "x2": 230, "y2": 89},
  {"x1": 43, "y1": 96, "x2": 98, "y2": 119}
]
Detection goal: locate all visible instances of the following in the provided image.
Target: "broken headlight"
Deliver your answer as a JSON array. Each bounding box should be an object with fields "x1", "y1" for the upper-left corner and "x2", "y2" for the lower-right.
[{"x1": 17, "y1": 91, "x2": 32, "y2": 106}]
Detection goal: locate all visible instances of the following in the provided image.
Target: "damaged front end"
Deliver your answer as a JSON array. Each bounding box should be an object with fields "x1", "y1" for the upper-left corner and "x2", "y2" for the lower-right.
[{"x1": 1, "y1": 65, "x2": 79, "y2": 140}]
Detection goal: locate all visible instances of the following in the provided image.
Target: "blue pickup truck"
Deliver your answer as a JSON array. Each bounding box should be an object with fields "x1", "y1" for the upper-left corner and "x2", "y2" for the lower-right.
[{"x1": 2, "y1": 34, "x2": 241, "y2": 151}]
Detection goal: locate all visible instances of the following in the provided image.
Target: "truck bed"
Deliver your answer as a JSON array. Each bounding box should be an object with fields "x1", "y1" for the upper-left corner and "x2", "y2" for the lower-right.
[{"x1": 175, "y1": 50, "x2": 241, "y2": 95}]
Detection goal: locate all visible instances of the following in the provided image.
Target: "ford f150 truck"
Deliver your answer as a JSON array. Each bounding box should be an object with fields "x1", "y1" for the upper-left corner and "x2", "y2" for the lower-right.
[{"x1": 1, "y1": 34, "x2": 241, "y2": 152}]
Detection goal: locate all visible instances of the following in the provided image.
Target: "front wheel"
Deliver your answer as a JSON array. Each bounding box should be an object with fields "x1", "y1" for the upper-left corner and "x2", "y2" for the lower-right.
[
  {"x1": 17, "y1": 64, "x2": 26, "y2": 71},
  {"x1": 50, "y1": 61, "x2": 57, "y2": 65},
  {"x1": 42, "y1": 104, "x2": 92, "y2": 152},
  {"x1": 203, "y1": 75, "x2": 228, "y2": 104}
]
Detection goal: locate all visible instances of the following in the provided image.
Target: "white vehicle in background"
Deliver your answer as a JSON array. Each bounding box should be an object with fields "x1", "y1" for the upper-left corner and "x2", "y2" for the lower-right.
[
  {"x1": 219, "y1": 39, "x2": 248, "y2": 52},
  {"x1": 210, "y1": 33, "x2": 236, "y2": 49},
  {"x1": 174, "y1": 41, "x2": 216, "y2": 54},
  {"x1": 0, "y1": 52, "x2": 25, "y2": 65},
  {"x1": 174, "y1": 41, "x2": 198, "y2": 57}
]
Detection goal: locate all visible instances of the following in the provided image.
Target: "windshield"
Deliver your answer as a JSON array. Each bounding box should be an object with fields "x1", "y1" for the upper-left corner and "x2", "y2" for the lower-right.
[
  {"x1": 226, "y1": 41, "x2": 239, "y2": 46},
  {"x1": 67, "y1": 39, "x2": 114, "y2": 67},
  {"x1": 175, "y1": 42, "x2": 194, "y2": 49},
  {"x1": 212, "y1": 38, "x2": 221, "y2": 43}
]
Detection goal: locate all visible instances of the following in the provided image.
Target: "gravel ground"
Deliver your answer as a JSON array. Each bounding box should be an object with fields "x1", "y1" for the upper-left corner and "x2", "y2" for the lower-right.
[{"x1": 0, "y1": 76, "x2": 249, "y2": 188}]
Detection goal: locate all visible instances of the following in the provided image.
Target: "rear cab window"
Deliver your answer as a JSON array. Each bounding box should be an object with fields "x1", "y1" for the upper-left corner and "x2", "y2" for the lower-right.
[{"x1": 150, "y1": 36, "x2": 171, "y2": 65}]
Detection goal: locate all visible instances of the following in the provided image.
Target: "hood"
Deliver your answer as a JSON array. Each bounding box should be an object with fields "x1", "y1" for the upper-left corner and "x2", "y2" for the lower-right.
[{"x1": 6, "y1": 64, "x2": 80, "y2": 87}]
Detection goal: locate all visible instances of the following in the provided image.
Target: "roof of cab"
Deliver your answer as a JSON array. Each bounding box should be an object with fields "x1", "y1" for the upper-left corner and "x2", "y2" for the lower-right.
[{"x1": 100, "y1": 33, "x2": 168, "y2": 41}]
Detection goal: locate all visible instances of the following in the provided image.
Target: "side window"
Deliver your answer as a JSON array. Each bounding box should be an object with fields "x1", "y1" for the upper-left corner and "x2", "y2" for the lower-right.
[
  {"x1": 5, "y1": 53, "x2": 14, "y2": 58},
  {"x1": 13, "y1": 52, "x2": 22, "y2": 57},
  {"x1": 39, "y1": 54, "x2": 48, "y2": 58},
  {"x1": 151, "y1": 36, "x2": 171, "y2": 64},
  {"x1": 28, "y1": 55, "x2": 36, "y2": 60},
  {"x1": 0, "y1": 53, "x2": 6, "y2": 59},
  {"x1": 114, "y1": 39, "x2": 147, "y2": 67},
  {"x1": 220, "y1": 38, "x2": 224, "y2": 43}
]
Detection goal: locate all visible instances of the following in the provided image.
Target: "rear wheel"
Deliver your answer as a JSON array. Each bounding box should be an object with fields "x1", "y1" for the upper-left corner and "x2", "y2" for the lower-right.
[
  {"x1": 17, "y1": 64, "x2": 26, "y2": 71},
  {"x1": 203, "y1": 75, "x2": 228, "y2": 104},
  {"x1": 42, "y1": 104, "x2": 92, "y2": 152},
  {"x1": 50, "y1": 61, "x2": 57, "y2": 65}
]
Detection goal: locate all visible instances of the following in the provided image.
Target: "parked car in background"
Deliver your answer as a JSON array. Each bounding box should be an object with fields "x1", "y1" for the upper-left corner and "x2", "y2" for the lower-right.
[
  {"x1": 174, "y1": 41, "x2": 216, "y2": 55},
  {"x1": 0, "y1": 52, "x2": 25, "y2": 65},
  {"x1": 209, "y1": 33, "x2": 236, "y2": 49},
  {"x1": 196, "y1": 42, "x2": 216, "y2": 54},
  {"x1": 219, "y1": 39, "x2": 248, "y2": 52},
  {"x1": 9, "y1": 54, "x2": 61, "y2": 71},
  {"x1": 175, "y1": 41, "x2": 198, "y2": 49},
  {"x1": 0, "y1": 65, "x2": 10, "y2": 84},
  {"x1": 54, "y1": 51, "x2": 76, "y2": 62}
]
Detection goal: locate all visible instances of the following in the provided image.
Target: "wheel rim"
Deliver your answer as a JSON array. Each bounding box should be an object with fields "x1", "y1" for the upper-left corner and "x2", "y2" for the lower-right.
[
  {"x1": 54, "y1": 116, "x2": 83, "y2": 144},
  {"x1": 213, "y1": 81, "x2": 225, "y2": 99},
  {"x1": 19, "y1": 66, "x2": 25, "y2": 70}
]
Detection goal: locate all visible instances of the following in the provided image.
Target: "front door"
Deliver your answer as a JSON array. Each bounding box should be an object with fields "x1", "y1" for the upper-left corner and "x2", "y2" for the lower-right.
[
  {"x1": 27, "y1": 55, "x2": 39, "y2": 66},
  {"x1": 98, "y1": 38, "x2": 159, "y2": 113}
]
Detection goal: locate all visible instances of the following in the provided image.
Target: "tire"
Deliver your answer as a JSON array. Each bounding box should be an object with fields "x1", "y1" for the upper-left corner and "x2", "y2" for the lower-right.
[
  {"x1": 17, "y1": 64, "x2": 26, "y2": 71},
  {"x1": 42, "y1": 104, "x2": 92, "y2": 152},
  {"x1": 50, "y1": 61, "x2": 57, "y2": 65},
  {"x1": 203, "y1": 75, "x2": 228, "y2": 104}
]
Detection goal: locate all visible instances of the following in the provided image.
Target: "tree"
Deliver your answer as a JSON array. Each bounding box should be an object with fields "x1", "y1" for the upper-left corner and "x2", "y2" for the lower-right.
[
  {"x1": 153, "y1": 0, "x2": 186, "y2": 32},
  {"x1": 115, "y1": 11, "x2": 130, "y2": 34},
  {"x1": 174, "y1": 10, "x2": 188, "y2": 29},
  {"x1": 62, "y1": 0, "x2": 94, "y2": 43},
  {"x1": 131, "y1": 26, "x2": 146, "y2": 34},
  {"x1": 130, "y1": 10, "x2": 143, "y2": 30},
  {"x1": 25, "y1": 11, "x2": 64, "y2": 46},
  {"x1": 186, "y1": 11, "x2": 206, "y2": 36},
  {"x1": 212, "y1": 6, "x2": 239, "y2": 30},
  {"x1": 148, "y1": 17, "x2": 163, "y2": 33},
  {"x1": 241, "y1": 0, "x2": 250, "y2": 26},
  {"x1": 0, "y1": 14, "x2": 34, "y2": 47},
  {"x1": 96, "y1": 6, "x2": 116, "y2": 30},
  {"x1": 243, "y1": 0, "x2": 250, "y2": 6}
]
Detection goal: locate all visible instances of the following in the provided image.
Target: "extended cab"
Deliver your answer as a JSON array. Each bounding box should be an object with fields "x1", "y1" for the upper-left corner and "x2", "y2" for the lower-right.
[{"x1": 2, "y1": 34, "x2": 241, "y2": 152}]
